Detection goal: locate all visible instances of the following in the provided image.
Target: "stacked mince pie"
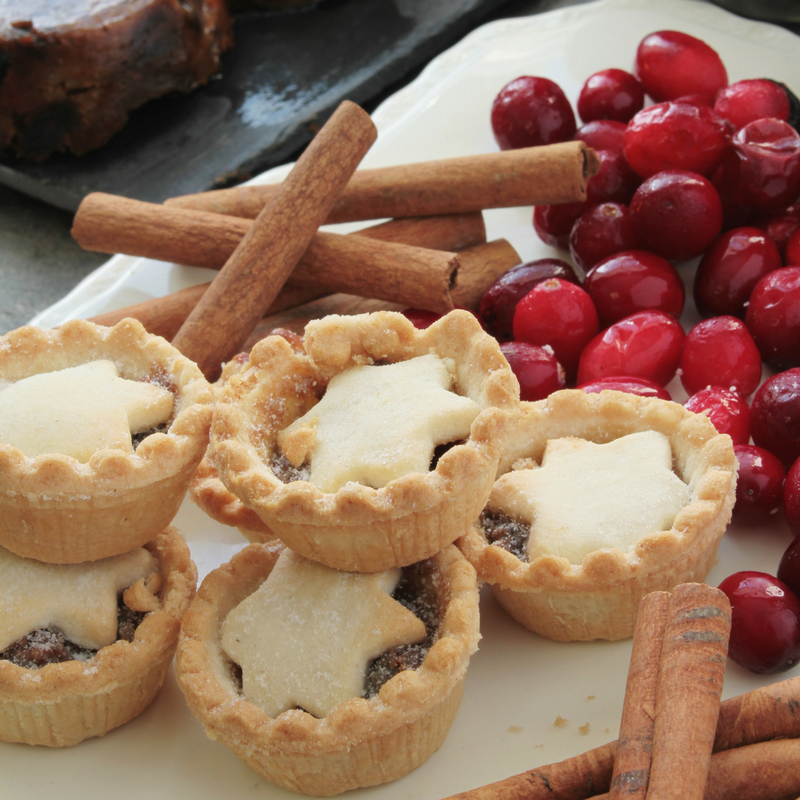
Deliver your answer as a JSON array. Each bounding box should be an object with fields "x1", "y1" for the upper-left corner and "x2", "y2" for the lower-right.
[{"x1": 0, "y1": 319, "x2": 212, "y2": 746}]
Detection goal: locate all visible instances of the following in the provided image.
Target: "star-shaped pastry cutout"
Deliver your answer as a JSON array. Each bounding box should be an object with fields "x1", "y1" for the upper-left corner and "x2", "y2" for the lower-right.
[
  {"x1": 489, "y1": 431, "x2": 690, "y2": 564},
  {"x1": 277, "y1": 354, "x2": 480, "y2": 493},
  {"x1": 0, "y1": 545, "x2": 158, "y2": 652},
  {"x1": 0, "y1": 360, "x2": 173, "y2": 461},
  {"x1": 221, "y1": 550, "x2": 427, "y2": 718}
]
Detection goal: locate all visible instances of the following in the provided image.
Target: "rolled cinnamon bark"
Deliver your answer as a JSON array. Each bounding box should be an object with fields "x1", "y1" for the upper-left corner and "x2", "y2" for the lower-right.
[{"x1": 164, "y1": 141, "x2": 600, "y2": 221}]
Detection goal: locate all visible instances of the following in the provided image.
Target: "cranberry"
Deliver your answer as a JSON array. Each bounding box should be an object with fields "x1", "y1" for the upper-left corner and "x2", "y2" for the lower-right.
[
  {"x1": 778, "y1": 534, "x2": 800, "y2": 596},
  {"x1": 574, "y1": 120, "x2": 627, "y2": 153},
  {"x1": 583, "y1": 250, "x2": 684, "y2": 328},
  {"x1": 576, "y1": 309, "x2": 685, "y2": 387},
  {"x1": 577, "y1": 68, "x2": 644, "y2": 124},
  {"x1": 477, "y1": 258, "x2": 579, "y2": 342},
  {"x1": 513, "y1": 278, "x2": 598, "y2": 376},
  {"x1": 630, "y1": 170, "x2": 723, "y2": 261},
  {"x1": 673, "y1": 93, "x2": 713, "y2": 109},
  {"x1": 500, "y1": 341, "x2": 565, "y2": 401},
  {"x1": 751, "y1": 368, "x2": 800, "y2": 467},
  {"x1": 746, "y1": 267, "x2": 800, "y2": 369},
  {"x1": 684, "y1": 386, "x2": 751, "y2": 445},
  {"x1": 717, "y1": 118, "x2": 800, "y2": 216},
  {"x1": 635, "y1": 30, "x2": 728, "y2": 104},
  {"x1": 784, "y1": 459, "x2": 800, "y2": 538},
  {"x1": 718, "y1": 571, "x2": 800, "y2": 674},
  {"x1": 624, "y1": 102, "x2": 728, "y2": 179},
  {"x1": 533, "y1": 202, "x2": 587, "y2": 250},
  {"x1": 694, "y1": 226, "x2": 782, "y2": 318},
  {"x1": 577, "y1": 374, "x2": 671, "y2": 400},
  {"x1": 732, "y1": 444, "x2": 786, "y2": 523},
  {"x1": 755, "y1": 203, "x2": 800, "y2": 261},
  {"x1": 714, "y1": 79, "x2": 791, "y2": 131},
  {"x1": 569, "y1": 202, "x2": 639, "y2": 274},
  {"x1": 585, "y1": 149, "x2": 641, "y2": 206},
  {"x1": 401, "y1": 308, "x2": 442, "y2": 329},
  {"x1": 679, "y1": 316, "x2": 762, "y2": 397},
  {"x1": 787, "y1": 229, "x2": 800, "y2": 266},
  {"x1": 491, "y1": 76, "x2": 576, "y2": 150}
]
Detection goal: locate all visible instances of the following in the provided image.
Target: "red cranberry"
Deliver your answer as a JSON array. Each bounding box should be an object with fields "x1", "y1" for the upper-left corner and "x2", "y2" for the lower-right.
[
  {"x1": 784, "y1": 458, "x2": 800, "y2": 537},
  {"x1": 751, "y1": 368, "x2": 800, "y2": 467},
  {"x1": 583, "y1": 250, "x2": 684, "y2": 328},
  {"x1": 679, "y1": 316, "x2": 762, "y2": 397},
  {"x1": 635, "y1": 30, "x2": 728, "y2": 104},
  {"x1": 577, "y1": 68, "x2": 644, "y2": 124},
  {"x1": 577, "y1": 374, "x2": 671, "y2": 400},
  {"x1": 500, "y1": 341, "x2": 565, "y2": 401},
  {"x1": 533, "y1": 202, "x2": 587, "y2": 249},
  {"x1": 574, "y1": 120, "x2": 627, "y2": 153},
  {"x1": 755, "y1": 203, "x2": 800, "y2": 261},
  {"x1": 717, "y1": 118, "x2": 800, "y2": 216},
  {"x1": 746, "y1": 267, "x2": 800, "y2": 369},
  {"x1": 577, "y1": 309, "x2": 685, "y2": 387},
  {"x1": 630, "y1": 170, "x2": 723, "y2": 261},
  {"x1": 477, "y1": 258, "x2": 579, "y2": 342},
  {"x1": 585, "y1": 149, "x2": 641, "y2": 205},
  {"x1": 787, "y1": 229, "x2": 800, "y2": 266},
  {"x1": 569, "y1": 202, "x2": 639, "y2": 274},
  {"x1": 693, "y1": 226, "x2": 782, "y2": 318},
  {"x1": 714, "y1": 79, "x2": 791, "y2": 131},
  {"x1": 513, "y1": 278, "x2": 599, "y2": 377},
  {"x1": 718, "y1": 571, "x2": 800, "y2": 674},
  {"x1": 778, "y1": 534, "x2": 800, "y2": 596},
  {"x1": 673, "y1": 93, "x2": 713, "y2": 108},
  {"x1": 732, "y1": 444, "x2": 786, "y2": 523},
  {"x1": 401, "y1": 308, "x2": 443, "y2": 329},
  {"x1": 491, "y1": 76, "x2": 576, "y2": 150},
  {"x1": 685, "y1": 386, "x2": 751, "y2": 445},
  {"x1": 624, "y1": 102, "x2": 729, "y2": 179}
]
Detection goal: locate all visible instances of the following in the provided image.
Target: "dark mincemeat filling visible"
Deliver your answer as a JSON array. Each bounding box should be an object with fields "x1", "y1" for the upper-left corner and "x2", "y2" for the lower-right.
[
  {"x1": 131, "y1": 371, "x2": 177, "y2": 449},
  {"x1": 0, "y1": 596, "x2": 146, "y2": 669},
  {"x1": 479, "y1": 508, "x2": 530, "y2": 561}
]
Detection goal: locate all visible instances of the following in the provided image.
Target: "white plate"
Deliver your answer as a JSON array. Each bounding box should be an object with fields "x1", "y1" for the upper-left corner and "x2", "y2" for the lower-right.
[{"x1": 11, "y1": 1, "x2": 800, "y2": 798}]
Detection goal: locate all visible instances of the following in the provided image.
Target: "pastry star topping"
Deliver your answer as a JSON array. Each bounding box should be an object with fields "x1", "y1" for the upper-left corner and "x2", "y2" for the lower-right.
[
  {"x1": 490, "y1": 431, "x2": 691, "y2": 564},
  {"x1": 0, "y1": 545, "x2": 158, "y2": 652},
  {"x1": 0, "y1": 360, "x2": 173, "y2": 461},
  {"x1": 221, "y1": 549, "x2": 427, "y2": 718},
  {"x1": 277, "y1": 353, "x2": 480, "y2": 493}
]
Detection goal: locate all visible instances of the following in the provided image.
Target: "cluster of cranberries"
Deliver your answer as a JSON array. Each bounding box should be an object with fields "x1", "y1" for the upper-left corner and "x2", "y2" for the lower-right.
[{"x1": 409, "y1": 30, "x2": 800, "y2": 675}]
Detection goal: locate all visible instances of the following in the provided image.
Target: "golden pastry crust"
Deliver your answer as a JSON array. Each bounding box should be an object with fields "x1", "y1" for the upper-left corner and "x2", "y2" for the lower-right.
[
  {"x1": 175, "y1": 541, "x2": 480, "y2": 796},
  {"x1": 458, "y1": 389, "x2": 737, "y2": 642},
  {"x1": 0, "y1": 319, "x2": 214, "y2": 563},
  {"x1": 209, "y1": 311, "x2": 519, "y2": 572},
  {"x1": 0, "y1": 526, "x2": 197, "y2": 747}
]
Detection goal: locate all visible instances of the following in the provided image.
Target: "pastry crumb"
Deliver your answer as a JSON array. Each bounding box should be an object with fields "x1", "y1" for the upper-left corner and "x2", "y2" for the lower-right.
[
  {"x1": 587, "y1": 695, "x2": 595, "y2": 700},
  {"x1": 554, "y1": 716, "x2": 568, "y2": 728},
  {"x1": 508, "y1": 725, "x2": 523, "y2": 734},
  {"x1": 579, "y1": 723, "x2": 590, "y2": 735}
]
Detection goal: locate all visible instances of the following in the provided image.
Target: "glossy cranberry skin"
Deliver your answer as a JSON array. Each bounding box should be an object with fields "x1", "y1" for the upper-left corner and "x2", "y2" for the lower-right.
[
  {"x1": 491, "y1": 76, "x2": 576, "y2": 150},
  {"x1": 513, "y1": 278, "x2": 599, "y2": 376},
  {"x1": 584, "y1": 250, "x2": 684, "y2": 328},
  {"x1": 751, "y1": 369, "x2": 800, "y2": 467},
  {"x1": 574, "y1": 120, "x2": 627, "y2": 153},
  {"x1": 714, "y1": 79, "x2": 791, "y2": 131},
  {"x1": 500, "y1": 341, "x2": 565, "y2": 401},
  {"x1": 635, "y1": 30, "x2": 728, "y2": 104},
  {"x1": 680, "y1": 316, "x2": 762, "y2": 397},
  {"x1": 718, "y1": 571, "x2": 800, "y2": 674},
  {"x1": 533, "y1": 202, "x2": 587, "y2": 249},
  {"x1": 577, "y1": 374, "x2": 671, "y2": 400},
  {"x1": 732, "y1": 444, "x2": 786, "y2": 523},
  {"x1": 717, "y1": 118, "x2": 800, "y2": 216},
  {"x1": 778, "y1": 534, "x2": 800, "y2": 596},
  {"x1": 577, "y1": 309, "x2": 685, "y2": 387},
  {"x1": 685, "y1": 386, "x2": 751, "y2": 445},
  {"x1": 755, "y1": 203, "x2": 800, "y2": 261},
  {"x1": 577, "y1": 68, "x2": 644, "y2": 124},
  {"x1": 624, "y1": 102, "x2": 729, "y2": 179},
  {"x1": 585, "y1": 149, "x2": 641, "y2": 205},
  {"x1": 401, "y1": 308, "x2": 442, "y2": 329},
  {"x1": 746, "y1": 267, "x2": 800, "y2": 369},
  {"x1": 694, "y1": 227, "x2": 782, "y2": 318},
  {"x1": 787, "y1": 229, "x2": 800, "y2": 266},
  {"x1": 569, "y1": 202, "x2": 639, "y2": 275},
  {"x1": 478, "y1": 258, "x2": 579, "y2": 342},
  {"x1": 630, "y1": 170, "x2": 723, "y2": 261}
]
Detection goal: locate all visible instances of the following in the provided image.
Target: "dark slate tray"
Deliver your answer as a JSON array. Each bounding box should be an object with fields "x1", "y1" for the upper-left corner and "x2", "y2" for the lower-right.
[{"x1": 0, "y1": 0, "x2": 516, "y2": 211}]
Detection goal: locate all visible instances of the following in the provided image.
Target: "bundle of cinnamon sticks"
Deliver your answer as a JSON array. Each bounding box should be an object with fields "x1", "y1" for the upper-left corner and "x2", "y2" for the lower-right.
[{"x1": 443, "y1": 584, "x2": 800, "y2": 800}]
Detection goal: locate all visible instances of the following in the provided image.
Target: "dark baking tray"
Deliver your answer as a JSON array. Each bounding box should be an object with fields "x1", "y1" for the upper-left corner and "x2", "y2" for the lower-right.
[{"x1": 0, "y1": 0, "x2": 515, "y2": 212}]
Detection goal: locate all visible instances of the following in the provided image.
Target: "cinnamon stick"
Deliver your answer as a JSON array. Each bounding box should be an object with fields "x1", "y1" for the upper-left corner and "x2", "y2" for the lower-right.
[
  {"x1": 450, "y1": 239, "x2": 522, "y2": 310},
  {"x1": 609, "y1": 592, "x2": 670, "y2": 800},
  {"x1": 164, "y1": 141, "x2": 600, "y2": 221},
  {"x1": 170, "y1": 100, "x2": 376, "y2": 378}
]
